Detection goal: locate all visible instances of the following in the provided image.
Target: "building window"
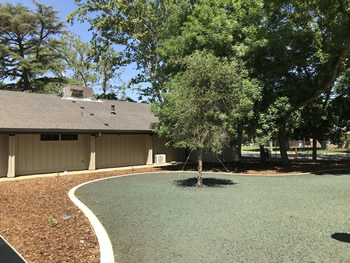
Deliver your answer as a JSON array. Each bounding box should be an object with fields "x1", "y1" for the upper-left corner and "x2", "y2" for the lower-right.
[
  {"x1": 40, "y1": 134, "x2": 59, "y2": 141},
  {"x1": 61, "y1": 134, "x2": 78, "y2": 141}
]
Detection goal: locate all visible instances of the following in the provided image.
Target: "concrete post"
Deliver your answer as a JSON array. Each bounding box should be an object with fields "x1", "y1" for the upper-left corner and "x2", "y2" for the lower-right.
[
  {"x1": 7, "y1": 134, "x2": 15, "y2": 178},
  {"x1": 89, "y1": 135, "x2": 96, "y2": 170},
  {"x1": 146, "y1": 134, "x2": 153, "y2": 165}
]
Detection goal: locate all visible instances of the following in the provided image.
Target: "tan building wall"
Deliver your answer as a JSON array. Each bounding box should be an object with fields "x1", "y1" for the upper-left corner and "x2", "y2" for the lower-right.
[
  {"x1": 15, "y1": 134, "x2": 90, "y2": 176},
  {"x1": 2, "y1": 133, "x2": 185, "y2": 177},
  {"x1": 0, "y1": 134, "x2": 9, "y2": 177},
  {"x1": 96, "y1": 134, "x2": 150, "y2": 169},
  {"x1": 153, "y1": 136, "x2": 186, "y2": 162}
]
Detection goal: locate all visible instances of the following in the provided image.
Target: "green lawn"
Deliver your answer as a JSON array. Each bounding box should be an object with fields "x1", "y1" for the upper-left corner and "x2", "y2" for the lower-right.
[{"x1": 242, "y1": 145, "x2": 350, "y2": 154}]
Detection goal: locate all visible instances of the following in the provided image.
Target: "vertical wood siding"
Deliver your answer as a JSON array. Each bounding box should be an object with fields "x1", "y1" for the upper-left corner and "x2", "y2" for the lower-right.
[
  {"x1": 153, "y1": 136, "x2": 186, "y2": 162},
  {"x1": 0, "y1": 134, "x2": 9, "y2": 177},
  {"x1": 96, "y1": 134, "x2": 149, "y2": 169},
  {"x1": 15, "y1": 134, "x2": 90, "y2": 176}
]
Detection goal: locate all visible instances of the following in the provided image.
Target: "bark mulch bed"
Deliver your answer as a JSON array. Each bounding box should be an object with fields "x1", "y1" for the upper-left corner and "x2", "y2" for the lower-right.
[{"x1": 1, "y1": 160, "x2": 350, "y2": 263}]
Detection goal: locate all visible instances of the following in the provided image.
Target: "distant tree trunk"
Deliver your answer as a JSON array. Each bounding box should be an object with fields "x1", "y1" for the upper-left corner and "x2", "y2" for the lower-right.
[
  {"x1": 197, "y1": 148, "x2": 203, "y2": 186},
  {"x1": 232, "y1": 125, "x2": 243, "y2": 161},
  {"x1": 286, "y1": 140, "x2": 291, "y2": 151},
  {"x1": 102, "y1": 69, "x2": 108, "y2": 97},
  {"x1": 312, "y1": 137, "x2": 317, "y2": 161},
  {"x1": 237, "y1": 125, "x2": 243, "y2": 160},
  {"x1": 233, "y1": 144, "x2": 240, "y2": 161},
  {"x1": 279, "y1": 129, "x2": 289, "y2": 164},
  {"x1": 22, "y1": 70, "x2": 31, "y2": 91},
  {"x1": 269, "y1": 140, "x2": 273, "y2": 155},
  {"x1": 260, "y1": 145, "x2": 266, "y2": 163}
]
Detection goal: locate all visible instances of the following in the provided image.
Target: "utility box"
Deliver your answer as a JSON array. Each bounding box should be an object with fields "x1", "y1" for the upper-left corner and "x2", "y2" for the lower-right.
[{"x1": 154, "y1": 154, "x2": 166, "y2": 164}]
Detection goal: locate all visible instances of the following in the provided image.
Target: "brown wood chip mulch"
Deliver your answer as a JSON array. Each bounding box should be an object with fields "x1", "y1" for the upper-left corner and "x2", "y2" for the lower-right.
[{"x1": 1, "y1": 160, "x2": 350, "y2": 263}]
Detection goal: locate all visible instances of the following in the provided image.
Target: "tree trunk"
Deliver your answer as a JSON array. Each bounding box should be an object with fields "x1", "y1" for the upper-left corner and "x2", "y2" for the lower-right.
[
  {"x1": 102, "y1": 69, "x2": 107, "y2": 97},
  {"x1": 269, "y1": 140, "x2": 273, "y2": 156},
  {"x1": 237, "y1": 125, "x2": 243, "y2": 160},
  {"x1": 312, "y1": 137, "x2": 317, "y2": 161},
  {"x1": 197, "y1": 148, "x2": 203, "y2": 186},
  {"x1": 285, "y1": 140, "x2": 291, "y2": 151},
  {"x1": 260, "y1": 145, "x2": 266, "y2": 163},
  {"x1": 279, "y1": 129, "x2": 289, "y2": 164},
  {"x1": 22, "y1": 70, "x2": 31, "y2": 91},
  {"x1": 297, "y1": 39, "x2": 350, "y2": 109},
  {"x1": 233, "y1": 143, "x2": 239, "y2": 162}
]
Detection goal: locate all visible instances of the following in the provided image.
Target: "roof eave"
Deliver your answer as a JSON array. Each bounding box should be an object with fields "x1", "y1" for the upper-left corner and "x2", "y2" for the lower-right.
[{"x1": 0, "y1": 128, "x2": 154, "y2": 135}]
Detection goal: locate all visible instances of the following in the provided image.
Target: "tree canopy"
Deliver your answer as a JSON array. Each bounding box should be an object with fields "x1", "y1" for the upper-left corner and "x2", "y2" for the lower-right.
[
  {"x1": 253, "y1": 0, "x2": 350, "y2": 162},
  {"x1": 0, "y1": 1, "x2": 65, "y2": 93},
  {"x1": 68, "y1": 0, "x2": 173, "y2": 102},
  {"x1": 1, "y1": 0, "x2": 350, "y2": 168},
  {"x1": 153, "y1": 51, "x2": 260, "y2": 185}
]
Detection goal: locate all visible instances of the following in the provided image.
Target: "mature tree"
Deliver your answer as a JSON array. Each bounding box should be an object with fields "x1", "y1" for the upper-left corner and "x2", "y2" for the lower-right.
[
  {"x1": 159, "y1": 0, "x2": 265, "y2": 161},
  {"x1": 293, "y1": 98, "x2": 331, "y2": 161},
  {"x1": 59, "y1": 33, "x2": 126, "y2": 98},
  {"x1": 153, "y1": 51, "x2": 260, "y2": 186},
  {"x1": 0, "y1": 2, "x2": 65, "y2": 93},
  {"x1": 255, "y1": 97, "x2": 294, "y2": 161},
  {"x1": 327, "y1": 83, "x2": 350, "y2": 145},
  {"x1": 93, "y1": 43, "x2": 125, "y2": 98},
  {"x1": 161, "y1": 0, "x2": 265, "y2": 61},
  {"x1": 253, "y1": 0, "x2": 350, "y2": 163},
  {"x1": 58, "y1": 32, "x2": 97, "y2": 87},
  {"x1": 68, "y1": 0, "x2": 176, "y2": 102}
]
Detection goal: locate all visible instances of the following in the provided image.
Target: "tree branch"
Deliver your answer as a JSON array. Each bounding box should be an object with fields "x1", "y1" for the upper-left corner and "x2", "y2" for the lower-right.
[{"x1": 296, "y1": 39, "x2": 350, "y2": 109}]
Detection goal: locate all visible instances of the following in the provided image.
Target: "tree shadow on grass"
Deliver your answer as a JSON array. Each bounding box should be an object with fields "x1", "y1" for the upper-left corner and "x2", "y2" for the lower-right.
[
  {"x1": 174, "y1": 177, "x2": 237, "y2": 188},
  {"x1": 331, "y1": 233, "x2": 350, "y2": 243},
  {"x1": 313, "y1": 170, "x2": 350, "y2": 176}
]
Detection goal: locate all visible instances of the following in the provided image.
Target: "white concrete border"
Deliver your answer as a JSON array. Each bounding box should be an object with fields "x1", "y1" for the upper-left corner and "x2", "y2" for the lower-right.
[
  {"x1": 0, "y1": 235, "x2": 28, "y2": 263},
  {"x1": 69, "y1": 183, "x2": 116, "y2": 263},
  {"x1": 68, "y1": 172, "x2": 159, "y2": 263}
]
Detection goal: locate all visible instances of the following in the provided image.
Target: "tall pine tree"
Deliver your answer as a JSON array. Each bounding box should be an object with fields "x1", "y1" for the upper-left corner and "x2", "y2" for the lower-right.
[{"x1": 0, "y1": 2, "x2": 65, "y2": 93}]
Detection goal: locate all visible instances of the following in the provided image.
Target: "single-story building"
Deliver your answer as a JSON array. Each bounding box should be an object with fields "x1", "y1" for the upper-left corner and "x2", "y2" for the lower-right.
[{"x1": 0, "y1": 86, "x2": 185, "y2": 178}]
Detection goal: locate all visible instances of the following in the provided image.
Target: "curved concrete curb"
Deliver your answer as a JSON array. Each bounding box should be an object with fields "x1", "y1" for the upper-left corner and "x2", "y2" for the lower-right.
[
  {"x1": 69, "y1": 183, "x2": 115, "y2": 263},
  {"x1": 68, "y1": 172, "x2": 161, "y2": 263}
]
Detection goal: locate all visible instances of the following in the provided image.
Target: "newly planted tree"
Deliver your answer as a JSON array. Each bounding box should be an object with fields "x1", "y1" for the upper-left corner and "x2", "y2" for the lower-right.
[{"x1": 153, "y1": 51, "x2": 260, "y2": 186}]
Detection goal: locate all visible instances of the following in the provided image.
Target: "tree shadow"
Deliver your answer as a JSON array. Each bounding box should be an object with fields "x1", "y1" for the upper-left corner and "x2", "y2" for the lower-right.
[
  {"x1": 331, "y1": 233, "x2": 350, "y2": 243},
  {"x1": 174, "y1": 177, "x2": 237, "y2": 188},
  {"x1": 313, "y1": 170, "x2": 350, "y2": 176}
]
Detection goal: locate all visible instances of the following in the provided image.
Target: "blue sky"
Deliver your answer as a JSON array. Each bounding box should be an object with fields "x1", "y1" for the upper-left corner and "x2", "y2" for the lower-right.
[{"x1": 3, "y1": 0, "x2": 142, "y2": 101}]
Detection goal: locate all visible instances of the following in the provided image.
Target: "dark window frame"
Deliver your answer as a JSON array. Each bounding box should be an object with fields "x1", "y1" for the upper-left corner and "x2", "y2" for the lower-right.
[
  {"x1": 40, "y1": 134, "x2": 78, "y2": 141},
  {"x1": 61, "y1": 134, "x2": 78, "y2": 141},
  {"x1": 40, "y1": 134, "x2": 59, "y2": 141}
]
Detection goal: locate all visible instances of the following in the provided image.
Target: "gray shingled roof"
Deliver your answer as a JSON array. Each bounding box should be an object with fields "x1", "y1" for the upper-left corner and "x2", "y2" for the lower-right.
[{"x1": 0, "y1": 90, "x2": 158, "y2": 133}]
